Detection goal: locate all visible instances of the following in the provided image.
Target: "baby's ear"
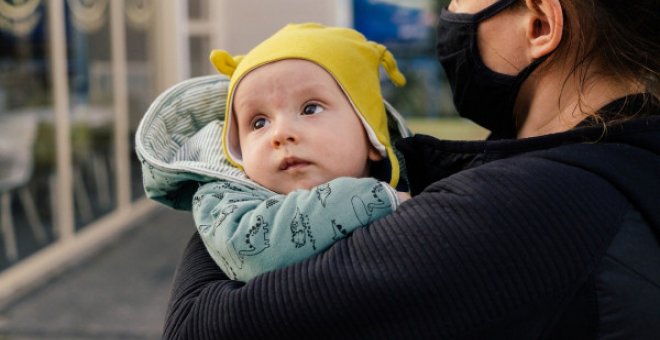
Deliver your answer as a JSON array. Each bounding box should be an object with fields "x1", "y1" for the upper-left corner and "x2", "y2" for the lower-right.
[
  {"x1": 368, "y1": 147, "x2": 384, "y2": 162},
  {"x1": 210, "y1": 50, "x2": 243, "y2": 77}
]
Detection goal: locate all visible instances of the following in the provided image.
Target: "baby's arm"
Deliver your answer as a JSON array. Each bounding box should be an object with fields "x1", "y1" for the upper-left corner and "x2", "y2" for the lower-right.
[{"x1": 192, "y1": 177, "x2": 400, "y2": 282}]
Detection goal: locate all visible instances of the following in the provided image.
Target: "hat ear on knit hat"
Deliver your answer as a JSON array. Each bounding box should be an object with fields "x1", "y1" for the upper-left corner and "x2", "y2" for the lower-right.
[
  {"x1": 380, "y1": 48, "x2": 406, "y2": 87},
  {"x1": 210, "y1": 50, "x2": 244, "y2": 77}
]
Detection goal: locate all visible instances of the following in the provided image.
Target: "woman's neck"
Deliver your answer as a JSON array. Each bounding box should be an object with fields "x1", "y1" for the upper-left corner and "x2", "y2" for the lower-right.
[{"x1": 514, "y1": 63, "x2": 642, "y2": 139}]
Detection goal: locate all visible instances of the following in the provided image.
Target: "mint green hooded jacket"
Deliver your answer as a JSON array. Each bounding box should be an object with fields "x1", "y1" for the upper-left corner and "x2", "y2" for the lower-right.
[{"x1": 135, "y1": 75, "x2": 410, "y2": 282}]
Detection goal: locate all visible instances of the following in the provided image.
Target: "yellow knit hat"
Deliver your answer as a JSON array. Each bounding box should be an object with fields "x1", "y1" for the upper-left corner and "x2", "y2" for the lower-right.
[{"x1": 210, "y1": 22, "x2": 406, "y2": 188}]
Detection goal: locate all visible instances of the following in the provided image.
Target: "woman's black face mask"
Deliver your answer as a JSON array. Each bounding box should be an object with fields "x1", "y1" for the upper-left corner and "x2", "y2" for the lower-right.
[{"x1": 436, "y1": 0, "x2": 546, "y2": 138}]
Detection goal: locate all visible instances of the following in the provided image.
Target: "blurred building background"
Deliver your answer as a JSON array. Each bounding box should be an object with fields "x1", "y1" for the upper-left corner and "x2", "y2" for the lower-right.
[{"x1": 0, "y1": 0, "x2": 486, "y2": 336}]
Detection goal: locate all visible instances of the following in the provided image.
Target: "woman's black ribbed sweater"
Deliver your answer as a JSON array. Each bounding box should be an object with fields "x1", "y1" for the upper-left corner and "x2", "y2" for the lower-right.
[{"x1": 163, "y1": 98, "x2": 660, "y2": 339}]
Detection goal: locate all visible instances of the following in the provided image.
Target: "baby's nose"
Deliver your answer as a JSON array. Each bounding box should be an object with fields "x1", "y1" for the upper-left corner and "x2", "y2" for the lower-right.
[{"x1": 270, "y1": 120, "x2": 298, "y2": 147}]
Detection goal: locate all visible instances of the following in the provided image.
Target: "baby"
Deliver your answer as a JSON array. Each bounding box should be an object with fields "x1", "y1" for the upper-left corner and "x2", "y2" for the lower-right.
[{"x1": 193, "y1": 23, "x2": 410, "y2": 281}]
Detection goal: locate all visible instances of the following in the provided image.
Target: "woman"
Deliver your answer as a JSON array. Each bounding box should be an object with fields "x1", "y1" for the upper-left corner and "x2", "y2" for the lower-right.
[{"x1": 163, "y1": 0, "x2": 659, "y2": 338}]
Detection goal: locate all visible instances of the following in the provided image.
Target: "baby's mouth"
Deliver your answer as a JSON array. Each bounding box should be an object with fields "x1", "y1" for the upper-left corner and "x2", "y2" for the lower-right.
[{"x1": 279, "y1": 157, "x2": 311, "y2": 171}]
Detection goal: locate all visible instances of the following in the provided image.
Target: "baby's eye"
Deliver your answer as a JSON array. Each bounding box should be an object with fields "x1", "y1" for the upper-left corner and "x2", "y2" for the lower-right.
[
  {"x1": 251, "y1": 117, "x2": 269, "y2": 130},
  {"x1": 302, "y1": 103, "x2": 324, "y2": 115}
]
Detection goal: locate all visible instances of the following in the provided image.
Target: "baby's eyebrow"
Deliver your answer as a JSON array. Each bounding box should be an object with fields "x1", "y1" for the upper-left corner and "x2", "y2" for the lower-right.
[
  {"x1": 234, "y1": 109, "x2": 253, "y2": 123},
  {"x1": 233, "y1": 97, "x2": 258, "y2": 116}
]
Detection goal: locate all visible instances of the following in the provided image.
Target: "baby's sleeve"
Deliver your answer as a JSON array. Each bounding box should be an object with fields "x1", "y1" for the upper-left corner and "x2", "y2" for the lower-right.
[{"x1": 192, "y1": 177, "x2": 400, "y2": 282}]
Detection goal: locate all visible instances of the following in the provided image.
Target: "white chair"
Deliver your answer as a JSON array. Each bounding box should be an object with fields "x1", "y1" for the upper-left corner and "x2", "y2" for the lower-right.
[{"x1": 0, "y1": 113, "x2": 46, "y2": 263}]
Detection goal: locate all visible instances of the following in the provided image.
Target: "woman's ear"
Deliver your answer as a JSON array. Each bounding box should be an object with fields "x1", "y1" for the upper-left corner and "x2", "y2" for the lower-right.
[{"x1": 525, "y1": 0, "x2": 563, "y2": 59}]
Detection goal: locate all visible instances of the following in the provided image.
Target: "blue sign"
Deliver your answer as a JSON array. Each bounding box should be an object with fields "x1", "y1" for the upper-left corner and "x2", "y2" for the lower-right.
[
  {"x1": 353, "y1": 0, "x2": 435, "y2": 49},
  {"x1": 353, "y1": 0, "x2": 455, "y2": 117}
]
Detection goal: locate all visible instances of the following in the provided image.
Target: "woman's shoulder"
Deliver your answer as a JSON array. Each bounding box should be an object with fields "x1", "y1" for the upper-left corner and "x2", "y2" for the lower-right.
[{"x1": 419, "y1": 150, "x2": 626, "y2": 213}]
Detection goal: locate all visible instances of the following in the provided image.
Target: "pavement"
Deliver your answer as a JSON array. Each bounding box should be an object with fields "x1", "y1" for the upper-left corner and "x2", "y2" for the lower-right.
[{"x1": 0, "y1": 207, "x2": 196, "y2": 339}]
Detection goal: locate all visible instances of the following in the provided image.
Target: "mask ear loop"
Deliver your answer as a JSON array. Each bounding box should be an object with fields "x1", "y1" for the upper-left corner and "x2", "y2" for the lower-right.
[
  {"x1": 210, "y1": 50, "x2": 244, "y2": 77},
  {"x1": 379, "y1": 47, "x2": 407, "y2": 87}
]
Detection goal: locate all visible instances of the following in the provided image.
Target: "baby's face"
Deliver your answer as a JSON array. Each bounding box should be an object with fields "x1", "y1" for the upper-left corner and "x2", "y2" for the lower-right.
[{"x1": 233, "y1": 59, "x2": 382, "y2": 194}]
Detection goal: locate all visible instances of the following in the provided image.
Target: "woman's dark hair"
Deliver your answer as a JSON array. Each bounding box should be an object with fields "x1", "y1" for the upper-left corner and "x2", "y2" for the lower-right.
[{"x1": 552, "y1": 0, "x2": 659, "y2": 117}]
